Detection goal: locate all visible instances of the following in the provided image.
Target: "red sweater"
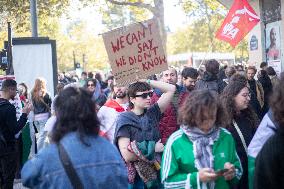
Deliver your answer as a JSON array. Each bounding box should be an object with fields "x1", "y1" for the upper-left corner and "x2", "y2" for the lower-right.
[{"x1": 150, "y1": 90, "x2": 188, "y2": 144}]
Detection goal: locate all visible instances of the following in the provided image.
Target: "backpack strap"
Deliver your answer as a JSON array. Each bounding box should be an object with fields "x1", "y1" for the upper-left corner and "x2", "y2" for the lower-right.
[
  {"x1": 233, "y1": 120, "x2": 248, "y2": 154},
  {"x1": 58, "y1": 142, "x2": 84, "y2": 189}
]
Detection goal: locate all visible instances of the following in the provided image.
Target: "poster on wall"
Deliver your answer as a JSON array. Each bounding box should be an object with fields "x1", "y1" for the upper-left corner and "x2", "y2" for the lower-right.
[{"x1": 266, "y1": 21, "x2": 282, "y2": 74}]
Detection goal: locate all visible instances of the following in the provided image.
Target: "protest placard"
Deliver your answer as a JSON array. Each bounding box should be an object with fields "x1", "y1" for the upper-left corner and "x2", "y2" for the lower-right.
[{"x1": 103, "y1": 19, "x2": 168, "y2": 85}]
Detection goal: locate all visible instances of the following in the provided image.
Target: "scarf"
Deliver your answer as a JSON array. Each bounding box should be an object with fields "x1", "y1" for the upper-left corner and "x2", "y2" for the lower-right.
[{"x1": 181, "y1": 125, "x2": 220, "y2": 189}]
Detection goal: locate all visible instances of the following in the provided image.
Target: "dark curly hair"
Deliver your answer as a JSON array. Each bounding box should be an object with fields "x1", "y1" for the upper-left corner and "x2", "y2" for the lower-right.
[
  {"x1": 270, "y1": 73, "x2": 284, "y2": 127},
  {"x1": 127, "y1": 81, "x2": 151, "y2": 109},
  {"x1": 84, "y1": 78, "x2": 97, "y2": 88},
  {"x1": 178, "y1": 90, "x2": 229, "y2": 127},
  {"x1": 221, "y1": 80, "x2": 259, "y2": 128},
  {"x1": 52, "y1": 87, "x2": 100, "y2": 144}
]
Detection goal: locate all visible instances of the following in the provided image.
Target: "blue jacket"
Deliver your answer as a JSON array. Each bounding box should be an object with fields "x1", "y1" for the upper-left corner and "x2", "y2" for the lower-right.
[{"x1": 21, "y1": 132, "x2": 128, "y2": 189}]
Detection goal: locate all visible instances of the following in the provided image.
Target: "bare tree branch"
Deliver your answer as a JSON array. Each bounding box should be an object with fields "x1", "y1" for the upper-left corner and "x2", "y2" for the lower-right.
[{"x1": 106, "y1": 0, "x2": 155, "y2": 13}]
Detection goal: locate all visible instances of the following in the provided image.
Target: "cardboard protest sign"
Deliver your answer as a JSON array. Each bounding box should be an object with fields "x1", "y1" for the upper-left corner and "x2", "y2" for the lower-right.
[{"x1": 103, "y1": 19, "x2": 168, "y2": 85}]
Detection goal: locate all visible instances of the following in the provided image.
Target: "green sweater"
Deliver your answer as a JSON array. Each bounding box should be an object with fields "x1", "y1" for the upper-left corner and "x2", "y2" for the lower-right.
[{"x1": 161, "y1": 128, "x2": 242, "y2": 189}]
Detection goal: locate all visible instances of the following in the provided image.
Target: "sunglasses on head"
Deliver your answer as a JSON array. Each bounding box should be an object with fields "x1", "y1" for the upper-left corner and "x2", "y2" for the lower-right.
[{"x1": 134, "y1": 91, "x2": 153, "y2": 99}]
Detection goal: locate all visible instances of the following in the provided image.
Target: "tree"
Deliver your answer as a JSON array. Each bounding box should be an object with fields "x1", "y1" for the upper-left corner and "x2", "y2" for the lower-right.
[
  {"x1": 56, "y1": 21, "x2": 108, "y2": 71},
  {"x1": 179, "y1": 0, "x2": 227, "y2": 52},
  {"x1": 167, "y1": 19, "x2": 248, "y2": 61},
  {"x1": 82, "y1": 0, "x2": 167, "y2": 49},
  {"x1": 0, "y1": 0, "x2": 70, "y2": 33},
  {"x1": 0, "y1": 0, "x2": 70, "y2": 49}
]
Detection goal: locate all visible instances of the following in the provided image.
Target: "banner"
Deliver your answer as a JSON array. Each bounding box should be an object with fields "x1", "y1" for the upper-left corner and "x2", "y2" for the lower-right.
[
  {"x1": 103, "y1": 19, "x2": 168, "y2": 86},
  {"x1": 216, "y1": 0, "x2": 260, "y2": 47}
]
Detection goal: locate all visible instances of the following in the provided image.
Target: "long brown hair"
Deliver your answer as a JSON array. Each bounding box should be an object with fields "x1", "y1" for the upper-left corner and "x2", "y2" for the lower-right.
[
  {"x1": 221, "y1": 79, "x2": 259, "y2": 128},
  {"x1": 31, "y1": 78, "x2": 47, "y2": 102}
]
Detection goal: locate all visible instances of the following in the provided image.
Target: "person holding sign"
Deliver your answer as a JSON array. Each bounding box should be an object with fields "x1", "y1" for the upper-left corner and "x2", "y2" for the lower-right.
[
  {"x1": 151, "y1": 67, "x2": 188, "y2": 144},
  {"x1": 114, "y1": 79, "x2": 176, "y2": 189}
]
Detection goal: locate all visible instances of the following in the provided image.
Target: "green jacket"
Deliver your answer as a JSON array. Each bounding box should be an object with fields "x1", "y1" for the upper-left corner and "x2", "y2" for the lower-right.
[{"x1": 161, "y1": 128, "x2": 242, "y2": 189}]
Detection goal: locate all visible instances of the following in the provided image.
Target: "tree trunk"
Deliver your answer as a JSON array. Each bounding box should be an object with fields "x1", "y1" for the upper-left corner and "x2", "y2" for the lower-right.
[
  {"x1": 204, "y1": 3, "x2": 215, "y2": 52},
  {"x1": 106, "y1": 0, "x2": 167, "y2": 52},
  {"x1": 153, "y1": 0, "x2": 167, "y2": 52}
]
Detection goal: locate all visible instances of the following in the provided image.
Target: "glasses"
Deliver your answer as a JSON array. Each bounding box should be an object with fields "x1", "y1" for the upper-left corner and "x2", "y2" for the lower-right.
[
  {"x1": 134, "y1": 91, "x2": 153, "y2": 99},
  {"x1": 87, "y1": 83, "x2": 95, "y2": 87}
]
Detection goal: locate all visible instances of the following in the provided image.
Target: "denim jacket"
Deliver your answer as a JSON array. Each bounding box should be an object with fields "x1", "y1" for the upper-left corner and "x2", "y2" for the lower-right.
[{"x1": 21, "y1": 132, "x2": 128, "y2": 189}]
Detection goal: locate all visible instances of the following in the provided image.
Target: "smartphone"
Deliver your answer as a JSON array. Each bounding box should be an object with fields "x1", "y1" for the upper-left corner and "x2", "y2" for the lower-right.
[{"x1": 215, "y1": 169, "x2": 229, "y2": 175}]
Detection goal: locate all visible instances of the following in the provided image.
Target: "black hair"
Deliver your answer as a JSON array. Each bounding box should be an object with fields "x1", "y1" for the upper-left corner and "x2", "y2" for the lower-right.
[
  {"x1": 266, "y1": 66, "x2": 276, "y2": 76},
  {"x1": 88, "y1": 72, "x2": 94, "y2": 79},
  {"x1": 95, "y1": 73, "x2": 103, "y2": 81},
  {"x1": 84, "y1": 78, "x2": 97, "y2": 88},
  {"x1": 52, "y1": 87, "x2": 100, "y2": 144},
  {"x1": 235, "y1": 65, "x2": 244, "y2": 71},
  {"x1": 1, "y1": 79, "x2": 17, "y2": 91},
  {"x1": 205, "y1": 59, "x2": 220, "y2": 75},
  {"x1": 260, "y1": 62, "x2": 268, "y2": 69},
  {"x1": 128, "y1": 82, "x2": 151, "y2": 109},
  {"x1": 181, "y1": 67, "x2": 199, "y2": 79}
]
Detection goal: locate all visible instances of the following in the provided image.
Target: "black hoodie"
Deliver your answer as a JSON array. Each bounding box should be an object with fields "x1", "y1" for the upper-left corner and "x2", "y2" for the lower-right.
[{"x1": 0, "y1": 98, "x2": 28, "y2": 144}]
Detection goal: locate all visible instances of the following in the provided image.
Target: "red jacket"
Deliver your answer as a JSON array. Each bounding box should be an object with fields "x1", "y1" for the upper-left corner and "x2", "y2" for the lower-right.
[{"x1": 150, "y1": 89, "x2": 188, "y2": 144}]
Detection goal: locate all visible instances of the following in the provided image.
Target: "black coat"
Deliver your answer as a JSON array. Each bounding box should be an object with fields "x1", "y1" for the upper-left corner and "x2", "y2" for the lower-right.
[
  {"x1": 0, "y1": 98, "x2": 28, "y2": 144},
  {"x1": 254, "y1": 129, "x2": 284, "y2": 189}
]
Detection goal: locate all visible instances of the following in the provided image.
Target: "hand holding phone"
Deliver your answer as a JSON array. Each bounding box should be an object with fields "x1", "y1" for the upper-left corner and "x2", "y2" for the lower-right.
[{"x1": 215, "y1": 168, "x2": 229, "y2": 176}]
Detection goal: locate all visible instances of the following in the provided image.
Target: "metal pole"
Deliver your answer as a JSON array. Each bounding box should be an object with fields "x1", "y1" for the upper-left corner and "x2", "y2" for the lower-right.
[
  {"x1": 83, "y1": 54, "x2": 86, "y2": 71},
  {"x1": 73, "y1": 51, "x2": 76, "y2": 69},
  {"x1": 6, "y1": 22, "x2": 14, "y2": 75},
  {"x1": 30, "y1": 0, "x2": 38, "y2": 37}
]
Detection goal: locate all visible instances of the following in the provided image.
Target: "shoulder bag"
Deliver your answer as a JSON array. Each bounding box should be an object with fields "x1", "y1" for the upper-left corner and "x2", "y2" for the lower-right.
[{"x1": 58, "y1": 142, "x2": 84, "y2": 189}]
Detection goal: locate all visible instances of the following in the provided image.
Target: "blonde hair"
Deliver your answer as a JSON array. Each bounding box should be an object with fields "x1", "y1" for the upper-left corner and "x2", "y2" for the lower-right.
[{"x1": 31, "y1": 77, "x2": 47, "y2": 102}]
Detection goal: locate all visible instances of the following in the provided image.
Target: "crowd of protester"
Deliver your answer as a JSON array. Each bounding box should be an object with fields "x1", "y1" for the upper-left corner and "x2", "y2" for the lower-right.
[{"x1": 0, "y1": 59, "x2": 283, "y2": 189}]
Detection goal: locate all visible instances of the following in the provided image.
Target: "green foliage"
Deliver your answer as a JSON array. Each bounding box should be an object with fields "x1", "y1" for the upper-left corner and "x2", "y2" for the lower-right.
[
  {"x1": 167, "y1": 18, "x2": 248, "y2": 61},
  {"x1": 81, "y1": 0, "x2": 150, "y2": 31},
  {"x1": 0, "y1": 0, "x2": 70, "y2": 33},
  {"x1": 167, "y1": 0, "x2": 248, "y2": 61},
  {"x1": 56, "y1": 21, "x2": 108, "y2": 71}
]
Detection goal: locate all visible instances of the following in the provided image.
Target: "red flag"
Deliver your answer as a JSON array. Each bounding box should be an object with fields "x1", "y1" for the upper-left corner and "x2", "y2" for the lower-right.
[{"x1": 216, "y1": 0, "x2": 260, "y2": 47}]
